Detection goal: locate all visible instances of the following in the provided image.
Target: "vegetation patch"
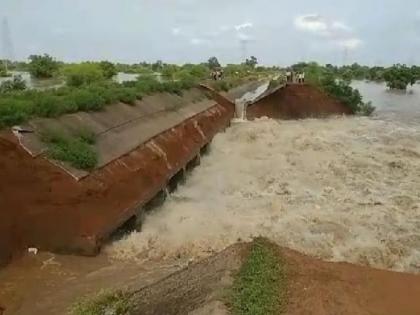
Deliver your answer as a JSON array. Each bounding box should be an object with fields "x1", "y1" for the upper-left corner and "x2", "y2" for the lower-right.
[
  {"x1": 230, "y1": 238, "x2": 287, "y2": 315},
  {"x1": 69, "y1": 289, "x2": 134, "y2": 315},
  {"x1": 0, "y1": 78, "x2": 194, "y2": 128},
  {"x1": 383, "y1": 64, "x2": 417, "y2": 90},
  {"x1": 319, "y1": 75, "x2": 375, "y2": 116},
  {"x1": 268, "y1": 77, "x2": 283, "y2": 89},
  {"x1": 42, "y1": 129, "x2": 98, "y2": 170},
  {"x1": 0, "y1": 75, "x2": 26, "y2": 93},
  {"x1": 28, "y1": 54, "x2": 59, "y2": 78},
  {"x1": 0, "y1": 54, "x2": 279, "y2": 129},
  {"x1": 64, "y1": 63, "x2": 105, "y2": 87}
]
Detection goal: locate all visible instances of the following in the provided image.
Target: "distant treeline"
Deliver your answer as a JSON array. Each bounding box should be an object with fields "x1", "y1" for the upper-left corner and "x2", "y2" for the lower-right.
[{"x1": 291, "y1": 62, "x2": 420, "y2": 90}]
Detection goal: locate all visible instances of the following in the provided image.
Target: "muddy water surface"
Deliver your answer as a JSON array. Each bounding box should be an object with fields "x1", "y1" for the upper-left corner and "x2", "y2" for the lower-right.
[{"x1": 1, "y1": 82, "x2": 420, "y2": 314}]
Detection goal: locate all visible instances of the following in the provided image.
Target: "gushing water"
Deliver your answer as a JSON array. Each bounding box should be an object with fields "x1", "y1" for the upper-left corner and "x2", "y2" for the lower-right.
[
  {"x1": 108, "y1": 115, "x2": 420, "y2": 273},
  {"x1": 235, "y1": 82, "x2": 270, "y2": 119}
]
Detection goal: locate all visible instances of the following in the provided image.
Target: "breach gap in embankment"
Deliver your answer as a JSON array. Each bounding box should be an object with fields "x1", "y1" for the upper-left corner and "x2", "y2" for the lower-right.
[{"x1": 0, "y1": 82, "x2": 351, "y2": 266}]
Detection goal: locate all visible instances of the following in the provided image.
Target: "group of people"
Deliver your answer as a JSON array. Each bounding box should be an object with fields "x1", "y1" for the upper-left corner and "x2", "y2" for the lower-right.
[
  {"x1": 285, "y1": 70, "x2": 305, "y2": 84},
  {"x1": 211, "y1": 69, "x2": 224, "y2": 80}
]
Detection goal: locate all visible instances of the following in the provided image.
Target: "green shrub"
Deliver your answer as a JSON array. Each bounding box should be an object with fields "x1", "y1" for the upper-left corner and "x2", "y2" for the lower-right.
[
  {"x1": 77, "y1": 128, "x2": 96, "y2": 145},
  {"x1": 28, "y1": 54, "x2": 59, "y2": 78},
  {"x1": 0, "y1": 71, "x2": 200, "y2": 128},
  {"x1": 357, "y1": 101, "x2": 376, "y2": 116},
  {"x1": 43, "y1": 130, "x2": 98, "y2": 170},
  {"x1": 384, "y1": 64, "x2": 416, "y2": 90},
  {"x1": 32, "y1": 94, "x2": 66, "y2": 117},
  {"x1": 115, "y1": 87, "x2": 137, "y2": 105},
  {"x1": 161, "y1": 81, "x2": 183, "y2": 95},
  {"x1": 213, "y1": 80, "x2": 231, "y2": 92},
  {"x1": 0, "y1": 99, "x2": 31, "y2": 127},
  {"x1": 64, "y1": 63, "x2": 105, "y2": 87},
  {"x1": 99, "y1": 61, "x2": 117, "y2": 79},
  {"x1": 87, "y1": 85, "x2": 119, "y2": 104},
  {"x1": 135, "y1": 75, "x2": 162, "y2": 94},
  {"x1": 70, "y1": 89, "x2": 106, "y2": 111},
  {"x1": 320, "y1": 75, "x2": 375, "y2": 115}
]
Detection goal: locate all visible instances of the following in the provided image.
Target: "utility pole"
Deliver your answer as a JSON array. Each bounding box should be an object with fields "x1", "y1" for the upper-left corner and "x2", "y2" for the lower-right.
[
  {"x1": 240, "y1": 39, "x2": 248, "y2": 62},
  {"x1": 1, "y1": 17, "x2": 14, "y2": 71},
  {"x1": 342, "y1": 47, "x2": 349, "y2": 66}
]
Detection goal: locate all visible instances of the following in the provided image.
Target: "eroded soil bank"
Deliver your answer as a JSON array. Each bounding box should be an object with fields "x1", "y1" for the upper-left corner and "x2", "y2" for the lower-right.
[
  {"x1": 125, "y1": 240, "x2": 420, "y2": 315},
  {"x1": 0, "y1": 99, "x2": 234, "y2": 265},
  {"x1": 246, "y1": 84, "x2": 352, "y2": 120}
]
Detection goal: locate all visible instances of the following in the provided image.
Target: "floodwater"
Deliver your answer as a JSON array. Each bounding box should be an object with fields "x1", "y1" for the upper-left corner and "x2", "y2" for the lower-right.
[
  {"x1": 235, "y1": 81, "x2": 270, "y2": 119},
  {"x1": 113, "y1": 72, "x2": 139, "y2": 83},
  {"x1": 0, "y1": 71, "x2": 64, "y2": 90},
  {"x1": 0, "y1": 72, "x2": 145, "y2": 89},
  {"x1": 108, "y1": 81, "x2": 420, "y2": 273},
  {"x1": 353, "y1": 80, "x2": 420, "y2": 125},
  {"x1": 108, "y1": 84, "x2": 420, "y2": 273},
  {"x1": 1, "y1": 81, "x2": 420, "y2": 314}
]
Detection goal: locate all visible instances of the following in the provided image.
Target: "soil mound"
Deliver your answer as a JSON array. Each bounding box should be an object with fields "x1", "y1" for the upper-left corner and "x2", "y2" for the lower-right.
[
  {"x1": 247, "y1": 84, "x2": 352, "y2": 120},
  {"x1": 285, "y1": 247, "x2": 420, "y2": 315},
  {"x1": 130, "y1": 243, "x2": 247, "y2": 315},
  {"x1": 127, "y1": 241, "x2": 420, "y2": 315}
]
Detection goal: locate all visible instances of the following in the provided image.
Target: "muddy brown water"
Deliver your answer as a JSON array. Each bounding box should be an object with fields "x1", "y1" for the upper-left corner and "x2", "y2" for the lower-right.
[{"x1": 1, "y1": 81, "x2": 420, "y2": 314}]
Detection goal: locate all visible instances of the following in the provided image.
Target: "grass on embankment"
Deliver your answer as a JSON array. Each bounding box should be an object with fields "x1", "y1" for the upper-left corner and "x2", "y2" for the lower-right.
[
  {"x1": 0, "y1": 76, "x2": 198, "y2": 129},
  {"x1": 69, "y1": 290, "x2": 135, "y2": 315},
  {"x1": 68, "y1": 238, "x2": 287, "y2": 315},
  {"x1": 42, "y1": 129, "x2": 98, "y2": 170},
  {"x1": 230, "y1": 238, "x2": 288, "y2": 315},
  {"x1": 0, "y1": 75, "x2": 254, "y2": 129}
]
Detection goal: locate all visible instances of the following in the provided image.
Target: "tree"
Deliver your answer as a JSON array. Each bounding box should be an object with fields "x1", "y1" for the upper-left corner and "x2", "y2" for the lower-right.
[
  {"x1": 411, "y1": 65, "x2": 420, "y2": 82},
  {"x1": 181, "y1": 64, "x2": 208, "y2": 79},
  {"x1": 367, "y1": 67, "x2": 385, "y2": 82},
  {"x1": 64, "y1": 63, "x2": 104, "y2": 87},
  {"x1": 383, "y1": 64, "x2": 416, "y2": 90},
  {"x1": 161, "y1": 64, "x2": 180, "y2": 79},
  {"x1": 28, "y1": 54, "x2": 59, "y2": 78},
  {"x1": 320, "y1": 74, "x2": 374, "y2": 115},
  {"x1": 99, "y1": 61, "x2": 117, "y2": 79},
  {"x1": 245, "y1": 56, "x2": 258, "y2": 68},
  {"x1": 207, "y1": 57, "x2": 221, "y2": 70},
  {"x1": 151, "y1": 60, "x2": 163, "y2": 72}
]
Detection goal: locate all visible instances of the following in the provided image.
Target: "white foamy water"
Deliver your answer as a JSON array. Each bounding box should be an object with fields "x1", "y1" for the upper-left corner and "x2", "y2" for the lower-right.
[
  {"x1": 107, "y1": 115, "x2": 420, "y2": 273},
  {"x1": 235, "y1": 81, "x2": 270, "y2": 119}
]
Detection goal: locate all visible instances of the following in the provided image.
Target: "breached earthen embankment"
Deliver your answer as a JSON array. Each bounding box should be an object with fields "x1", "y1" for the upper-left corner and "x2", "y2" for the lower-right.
[
  {"x1": 247, "y1": 83, "x2": 352, "y2": 120},
  {"x1": 0, "y1": 88, "x2": 236, "y2": 265},
  {"x1": 0, "y1": 82, "x2": 352, "y2": 266}
]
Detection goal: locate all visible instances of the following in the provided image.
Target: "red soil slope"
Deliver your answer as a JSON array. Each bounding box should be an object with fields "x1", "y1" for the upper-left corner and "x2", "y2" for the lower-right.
[
  {"x1": 285, "y1": 248, "x2": 420, "y2": 315},
  {"x1": 247, "y1": 84, "x2": 352, "y2": 120},
  {"x1": 0, "y1": 102, "x2": 234, "y2": 266}
]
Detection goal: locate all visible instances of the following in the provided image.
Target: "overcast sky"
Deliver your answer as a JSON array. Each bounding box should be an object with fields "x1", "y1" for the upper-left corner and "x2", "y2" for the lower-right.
[{"x1": 2, "y1": 0, "x2": 420, "y2": 65}]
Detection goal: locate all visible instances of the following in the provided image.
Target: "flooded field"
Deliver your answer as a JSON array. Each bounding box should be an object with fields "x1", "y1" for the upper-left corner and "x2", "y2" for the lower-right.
[
  {"x1": 0, "y1": 71, "x2": 145, "y2": 89},
  {"x1": 1, "y1": 81, "x2": 420, "y2": 314}
]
